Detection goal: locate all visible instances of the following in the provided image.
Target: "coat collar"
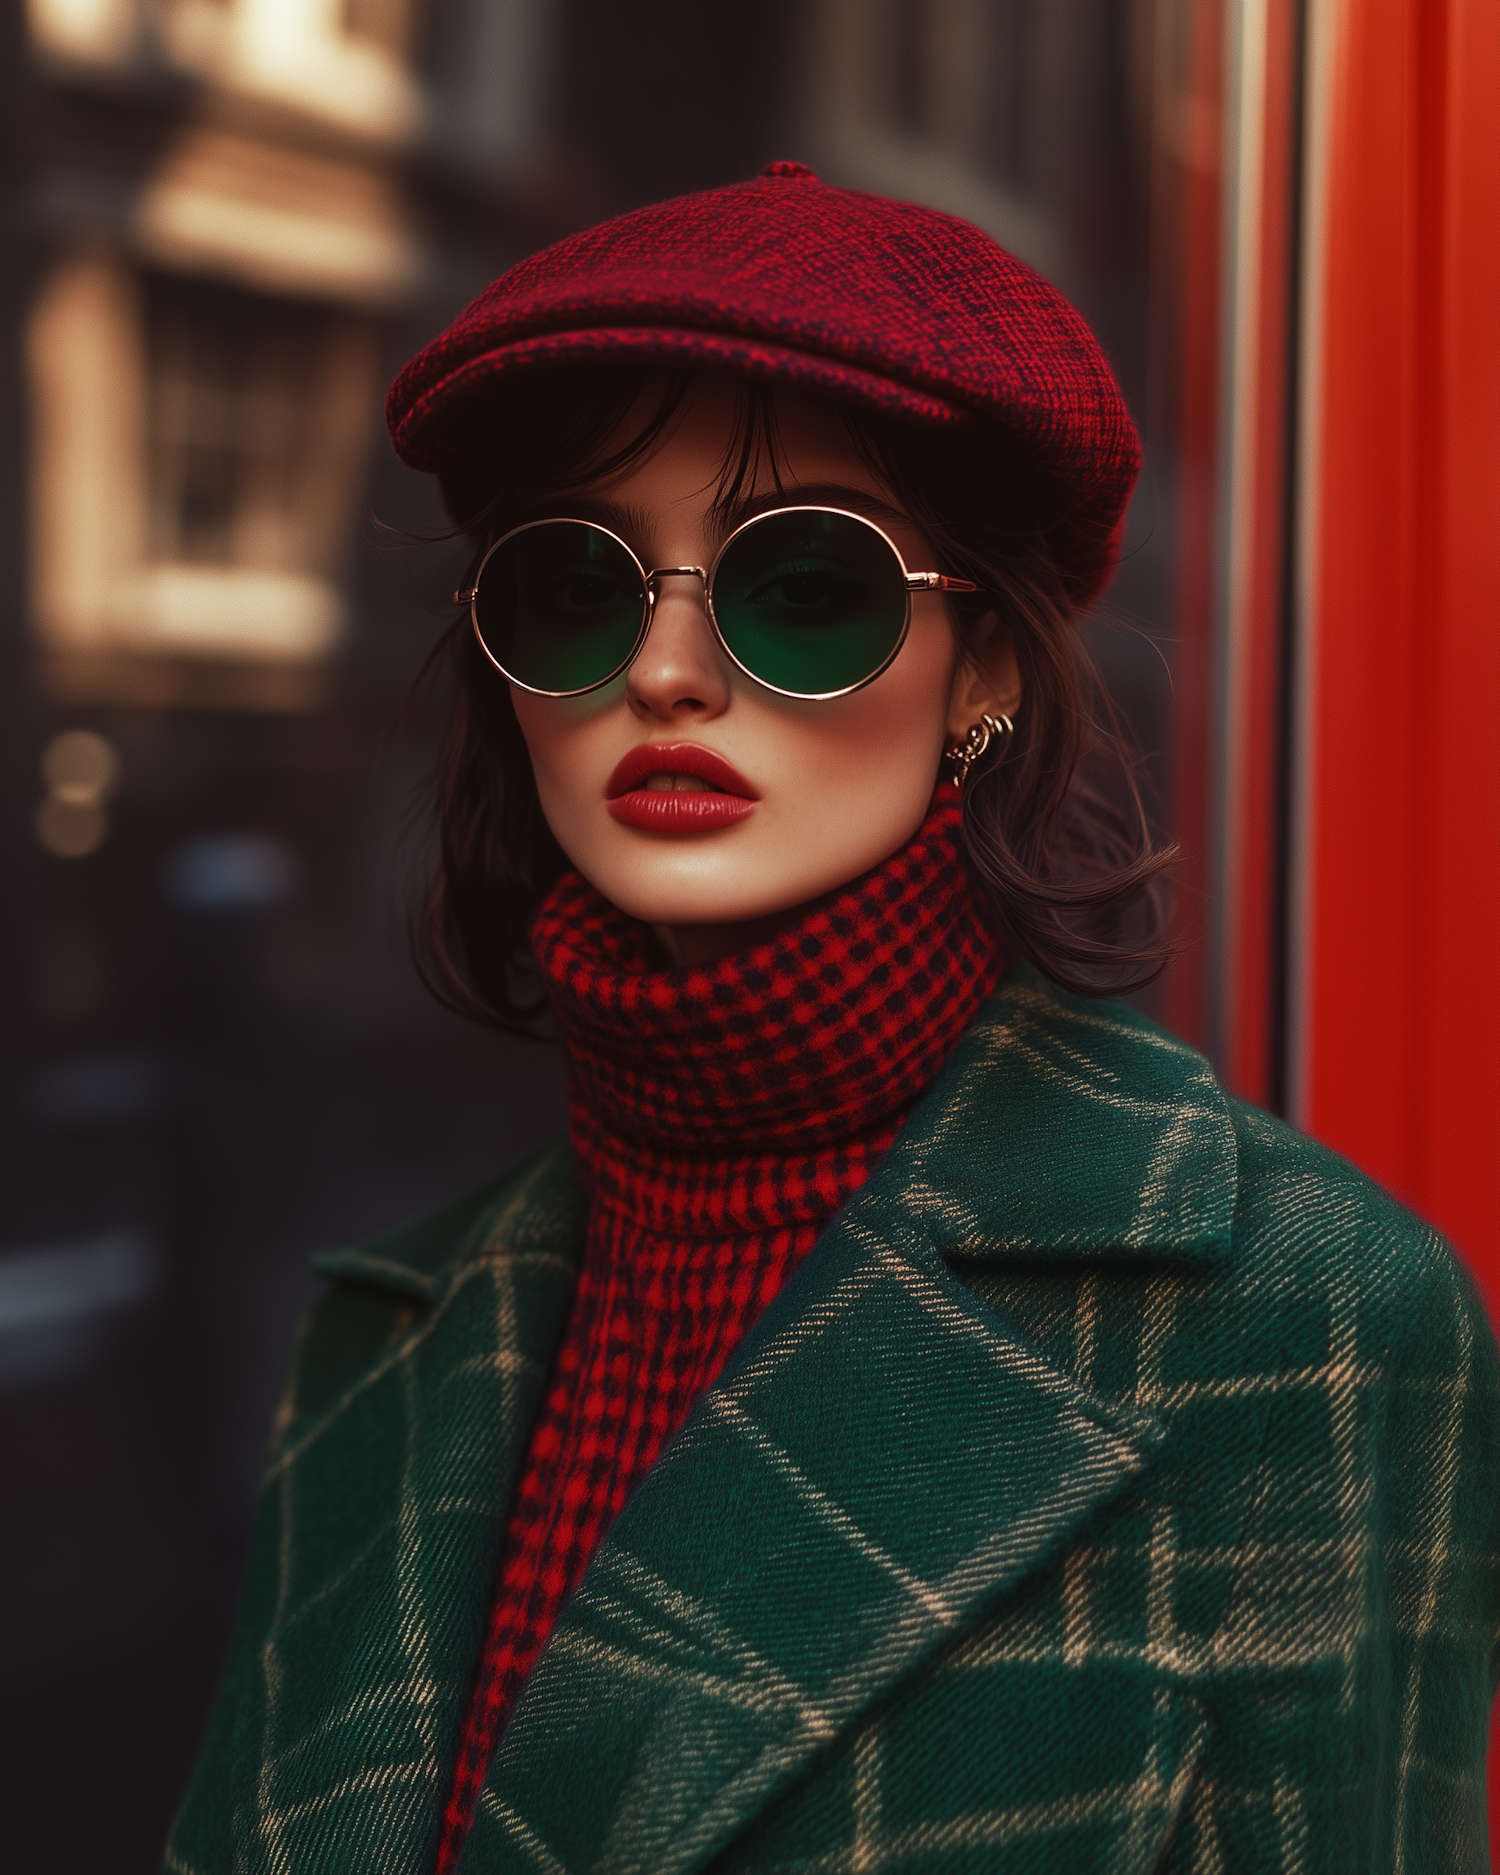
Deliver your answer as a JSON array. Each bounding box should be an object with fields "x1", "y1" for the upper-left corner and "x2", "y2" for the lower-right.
[
  {"x1": 880, "y1": 968, "x2": 1239, "y2": 1264},
  {"x1": 457, "y1": 974, "x2": 1238, "y2": 1873}
]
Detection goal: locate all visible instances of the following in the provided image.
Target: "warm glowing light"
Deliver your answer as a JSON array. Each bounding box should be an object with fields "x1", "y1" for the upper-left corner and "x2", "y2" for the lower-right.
[
  {"x1": 36, "y1": 729, "x2": 120, "y2": 857},
  {"x1": 160, "y1": 0, "x2": 423, "y2": 141},
  {"x1": 41, "y1": 728, "x2": 120, "y2": 805},
  {"x1": 27, "y1": 0, "x2": 135, "y2": 60},
  {"x1": 36, "y1": 796, "x2": 108, "y2": 858},
  {"x1": 135, "y1": 180, "x2": 419, "y2": 304},
  {"x1": 116, "y1": 566, "x2": 345, "y2": 661}
]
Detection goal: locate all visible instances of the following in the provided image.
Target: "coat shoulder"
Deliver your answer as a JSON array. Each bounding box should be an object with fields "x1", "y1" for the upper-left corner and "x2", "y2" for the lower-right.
[
  {"x1": 279, "y1": 1134, "x2": 584, "y2": 1449},
  {"x1": 311, "y1": 1132, "x2": 583, "y2": 1299},
  {"x1": 926, "y1": 968, "x2": 1496, "y2": 1391},
  {"x1": 1219, "y1": 1092, "x2": 1495, "y2": 1374}
]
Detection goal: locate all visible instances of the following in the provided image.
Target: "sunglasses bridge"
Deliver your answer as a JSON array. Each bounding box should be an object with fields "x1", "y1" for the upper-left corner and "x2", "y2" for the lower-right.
[{"x1": 644, "y1": 565, "x2": 707, "y2": 589}]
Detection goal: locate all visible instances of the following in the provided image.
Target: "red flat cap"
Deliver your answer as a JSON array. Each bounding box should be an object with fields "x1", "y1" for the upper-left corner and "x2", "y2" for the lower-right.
[{"x1": 387, "y1": 161, "x2": 1140, "y2": 602}]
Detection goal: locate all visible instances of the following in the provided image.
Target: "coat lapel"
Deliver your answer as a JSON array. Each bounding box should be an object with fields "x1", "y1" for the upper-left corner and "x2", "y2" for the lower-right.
[{"x1": 467, "y1": 975, "x2": 1238, "y2": 1875}]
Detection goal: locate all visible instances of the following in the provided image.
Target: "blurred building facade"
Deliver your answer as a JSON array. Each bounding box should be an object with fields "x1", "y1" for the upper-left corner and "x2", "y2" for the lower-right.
[
  {"x1": 5, "y1": 6, "x2": 559, "y2": 1867},
  {"x1": 4, "y1": 2, "x2": 1494, "y2": 1868}
]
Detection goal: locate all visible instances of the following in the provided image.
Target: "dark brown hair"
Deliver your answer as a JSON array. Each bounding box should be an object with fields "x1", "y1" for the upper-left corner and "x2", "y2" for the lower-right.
[{"x1": 410, "y1": 366, "x2": 1175, "y2": 1032}]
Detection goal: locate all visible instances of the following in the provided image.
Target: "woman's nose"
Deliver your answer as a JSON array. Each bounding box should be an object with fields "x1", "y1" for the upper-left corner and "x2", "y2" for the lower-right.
[{"x1": 624, "y1": 576, "x2": 733, "y2": 721}]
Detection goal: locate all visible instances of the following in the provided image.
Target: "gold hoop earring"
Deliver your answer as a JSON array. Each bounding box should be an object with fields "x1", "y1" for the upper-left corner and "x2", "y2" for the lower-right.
[{"x1": 946, "y1": 712, "x2": 1014, "y2": 788}]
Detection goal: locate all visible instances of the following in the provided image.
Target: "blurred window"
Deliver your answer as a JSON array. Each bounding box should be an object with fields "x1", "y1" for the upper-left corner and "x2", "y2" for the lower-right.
[
  {"x1": 986, "y1": 0, "x2": 1041, "y2": 193},
  {"x1": 804, "y1": 0, "x2": 1067, "y2": 288},
  {"x1": 880, "y1": 0, "x2": 1050, "y2": 181},
  {"x1": 28, "y1": 254, "x2": 379, "y2": 685},
  {"x1": 144, "y1": 274, "x2": 367, "y2": 580},
  {"x1": 890, "y1": 0, "x2": 933, "y2": 137}
]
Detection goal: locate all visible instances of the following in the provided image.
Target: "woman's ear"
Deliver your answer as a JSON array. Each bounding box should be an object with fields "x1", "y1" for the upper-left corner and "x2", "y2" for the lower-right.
[{"x1": 946, "y1": 611, "x2": 1023, "y2": 745}]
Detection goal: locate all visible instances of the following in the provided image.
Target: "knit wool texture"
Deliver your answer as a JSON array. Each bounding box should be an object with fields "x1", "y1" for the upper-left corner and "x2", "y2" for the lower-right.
[
  {"x1": 385, "y1": 162, "x2": 1140, "y2": 605},
  {"x1": 432, "y1": 799, "x2": 1001, "y2": 1870}
]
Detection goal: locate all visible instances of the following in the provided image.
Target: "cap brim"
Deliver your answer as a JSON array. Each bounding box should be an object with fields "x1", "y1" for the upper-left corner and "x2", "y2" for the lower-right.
[{"x1": 389, "y1": 324, "x2": 979, "y2": 474}]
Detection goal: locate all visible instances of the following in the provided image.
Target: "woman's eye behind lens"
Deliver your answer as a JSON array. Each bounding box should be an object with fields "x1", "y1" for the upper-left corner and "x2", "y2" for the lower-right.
[
  {"x1": 525, "y1": 571, "x2": 640, "y2": 619},
  {"x1": 742, "y1": 563, "x2": 870, "y2": 625}
]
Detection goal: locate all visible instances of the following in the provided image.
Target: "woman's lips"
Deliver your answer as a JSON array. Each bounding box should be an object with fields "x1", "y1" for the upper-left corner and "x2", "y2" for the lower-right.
[
  {"x1": 605, "y1": 741, "x2": 758, "y2": 833},
  {"x1": 608, "y1": 791, "x2": 757, "y2": 831}
]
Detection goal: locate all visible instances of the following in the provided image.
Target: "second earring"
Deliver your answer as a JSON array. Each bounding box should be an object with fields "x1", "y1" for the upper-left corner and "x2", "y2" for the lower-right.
[{"x1": 947, "y1": 712, "x2": 1014, "y2": 787}]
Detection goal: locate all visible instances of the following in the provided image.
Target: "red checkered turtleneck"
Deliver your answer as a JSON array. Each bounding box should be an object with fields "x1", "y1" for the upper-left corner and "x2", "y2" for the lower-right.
[{"x1": 434, "y1": 798, "x2": 1001, "y2": 1870}]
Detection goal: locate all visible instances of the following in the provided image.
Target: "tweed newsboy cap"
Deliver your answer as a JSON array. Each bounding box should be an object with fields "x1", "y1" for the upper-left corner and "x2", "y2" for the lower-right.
[{"x1": 387, "y1": 161, "x2": 1141, "y2": 602}]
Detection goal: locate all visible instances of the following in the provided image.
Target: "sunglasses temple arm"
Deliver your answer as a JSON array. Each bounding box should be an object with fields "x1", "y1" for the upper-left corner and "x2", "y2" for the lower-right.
[
  {"x1": 454, "y1": 587, "x2": 479, "y2": 604},
  {"x1": 905, "y1": 573, "x2": 980, "y2": 593}
]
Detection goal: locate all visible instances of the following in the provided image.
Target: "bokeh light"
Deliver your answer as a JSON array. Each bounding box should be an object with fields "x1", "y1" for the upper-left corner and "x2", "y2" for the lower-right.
[
  {"x1": 35, "y1": 729, "x2": 121, "y2": 856},
  {"x1": 35, "y1": 794, "x2": 109, "y2": 858}
]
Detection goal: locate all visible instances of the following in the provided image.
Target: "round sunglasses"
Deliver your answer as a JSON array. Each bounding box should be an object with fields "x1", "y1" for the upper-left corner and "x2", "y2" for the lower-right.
[{"x1": 454, "y1": 505, "x2": 979, "y2": 701}]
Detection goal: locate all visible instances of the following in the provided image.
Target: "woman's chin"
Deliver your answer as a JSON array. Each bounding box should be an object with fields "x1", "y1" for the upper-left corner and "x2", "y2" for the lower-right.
[
  {"x1": 599, "y1": 882, "x2": 813, "y2": 932},
  {"x1": 575, "y1": 856, "x2": 817, "y2": 934},
  {"x1": 563, "y1": 795, "x2": 938, "y2": 937}
]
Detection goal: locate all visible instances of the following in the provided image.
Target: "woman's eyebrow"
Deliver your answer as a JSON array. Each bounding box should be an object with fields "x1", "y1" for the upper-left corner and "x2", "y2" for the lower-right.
[
  {"x1": 518, "y1": 496, "x2": 656, "y2": 542},
  {"x1": 712, "y1": 484, "x2": 909, "y2": 538}
]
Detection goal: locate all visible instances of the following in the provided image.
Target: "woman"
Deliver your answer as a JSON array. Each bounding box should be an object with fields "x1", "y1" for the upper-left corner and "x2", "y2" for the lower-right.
[{"x1": 167, "y1": 165, "x2": 1499, "y2": 1875}]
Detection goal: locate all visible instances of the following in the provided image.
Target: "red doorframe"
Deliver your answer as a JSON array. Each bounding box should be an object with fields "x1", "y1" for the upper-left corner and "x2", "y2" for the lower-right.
[
  {"x1": 1160, "y1": 0, "x2": 1500, "y2": 1299},
  {"x1": 1294, "y1": 0, "x2": 1500, "y2": 1303},
  {"x1": 1293, "y1": 0, "x2": 1499, "y2": 1831},
  {"x1": 1158, "y1": 0, "x2": 1499, "y2": 1829}
]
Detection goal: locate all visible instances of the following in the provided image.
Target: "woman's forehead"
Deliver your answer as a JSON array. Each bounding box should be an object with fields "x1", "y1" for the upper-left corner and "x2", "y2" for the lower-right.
[{"x1": 577, "y1": 375, "x2": 902, "y2": 520}]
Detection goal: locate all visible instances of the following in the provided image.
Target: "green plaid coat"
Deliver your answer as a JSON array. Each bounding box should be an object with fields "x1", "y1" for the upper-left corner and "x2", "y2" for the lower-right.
[{"x1": 165, "y1": 972, "x2": 1500, "y2": 1874}]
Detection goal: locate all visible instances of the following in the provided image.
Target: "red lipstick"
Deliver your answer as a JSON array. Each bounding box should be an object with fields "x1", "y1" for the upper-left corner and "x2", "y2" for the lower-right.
[{"x1": 605, "y1": 741, "x2": 758, "y2": 833}]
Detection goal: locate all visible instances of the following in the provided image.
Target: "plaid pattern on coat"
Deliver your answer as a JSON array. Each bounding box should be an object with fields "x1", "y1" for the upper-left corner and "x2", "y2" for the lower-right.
[{"x1": 163, "y1": 971, "x2": 1500, "y2": 1874}]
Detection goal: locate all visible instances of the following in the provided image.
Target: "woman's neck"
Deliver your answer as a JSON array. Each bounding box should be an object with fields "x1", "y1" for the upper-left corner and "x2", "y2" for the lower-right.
[{"x1": 649, "y1": 896, "x2": 836, "y2": 967}]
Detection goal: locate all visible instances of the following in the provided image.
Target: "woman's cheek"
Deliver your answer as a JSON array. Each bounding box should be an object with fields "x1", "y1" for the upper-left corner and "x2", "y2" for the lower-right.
[{"x1": 509, "y1": 690, "x2": 615, "y2": 845}]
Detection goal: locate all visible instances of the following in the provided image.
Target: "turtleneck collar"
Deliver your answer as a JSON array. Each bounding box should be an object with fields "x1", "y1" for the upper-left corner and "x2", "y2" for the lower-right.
[{"x1": 531, "y1": 797, "x2": 1002, "y2": 1236}]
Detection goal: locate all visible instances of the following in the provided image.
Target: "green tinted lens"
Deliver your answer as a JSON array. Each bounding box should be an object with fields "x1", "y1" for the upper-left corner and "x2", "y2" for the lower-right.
[
  {"x1": 473, "y1": 521, "x2": 645, "y2": 693},
  {"x1": 710, "y1": 510, "x2": 908, "y2": 696}
]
